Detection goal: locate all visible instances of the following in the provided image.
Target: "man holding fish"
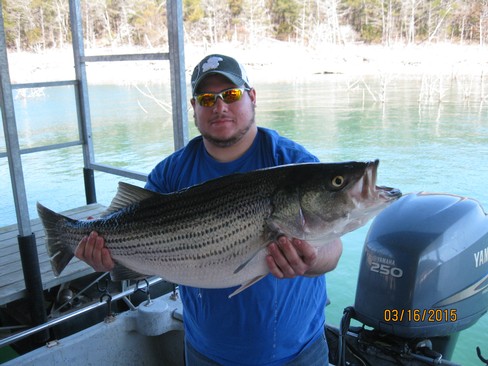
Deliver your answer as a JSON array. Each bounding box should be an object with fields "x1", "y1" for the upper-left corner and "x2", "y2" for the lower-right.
[{"x1": 73, "y1": 54, "x2": 384, "y2": 365}]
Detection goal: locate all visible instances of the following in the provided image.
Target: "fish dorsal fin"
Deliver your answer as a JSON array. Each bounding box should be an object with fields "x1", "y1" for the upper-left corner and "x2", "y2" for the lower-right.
[{"x1": 101, "y1": 182, "x2": 158, "y2": 216}]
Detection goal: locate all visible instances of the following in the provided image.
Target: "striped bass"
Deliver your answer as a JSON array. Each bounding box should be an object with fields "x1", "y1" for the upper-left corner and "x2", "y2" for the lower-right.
[{"x1": 37, "y1": 160, "x2": 401, "y2": 297}]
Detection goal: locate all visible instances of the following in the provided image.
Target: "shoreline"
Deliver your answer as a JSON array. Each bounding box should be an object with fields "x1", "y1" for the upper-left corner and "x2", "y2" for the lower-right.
[{"x1": 7, "y1": 42, "x2": 488, "y2": 85}]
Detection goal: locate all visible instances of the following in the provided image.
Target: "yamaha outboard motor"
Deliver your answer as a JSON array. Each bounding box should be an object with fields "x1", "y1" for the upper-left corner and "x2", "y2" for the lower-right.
[{"x1": 329, "y1": 192, "x2": 488, "y2": 366}]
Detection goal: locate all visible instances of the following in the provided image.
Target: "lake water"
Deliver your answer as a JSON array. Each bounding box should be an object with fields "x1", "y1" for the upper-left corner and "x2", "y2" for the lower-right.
[{"x1": 1, "y1": 74, "x2": 487, "y2": 365}]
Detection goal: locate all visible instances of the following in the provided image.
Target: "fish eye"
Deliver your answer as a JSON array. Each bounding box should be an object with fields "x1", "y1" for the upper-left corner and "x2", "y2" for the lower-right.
[{"x1": 331, "y1": 175, "x2": 345, "y2": 188}]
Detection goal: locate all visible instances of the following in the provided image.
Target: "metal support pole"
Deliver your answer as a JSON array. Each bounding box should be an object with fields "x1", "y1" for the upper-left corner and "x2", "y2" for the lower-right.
[
  {"x1": 0, "y1": 0, "x2": 48, "y2": 339},
  {"x1": 0, "y1": 0, "x2": 30, "y2": 234},
  {"x1": 83, "y1": 168, "x2": 97, "y2": 204},
  {"x1": 69, "y1": 0, "x2": 97, "y2": 203},
  {"x1": 18, "y1": 234, "x2": 49, "y2": 344},
  {"x1": 166, "y1": 0, "x2": 189, "y2": 150}
]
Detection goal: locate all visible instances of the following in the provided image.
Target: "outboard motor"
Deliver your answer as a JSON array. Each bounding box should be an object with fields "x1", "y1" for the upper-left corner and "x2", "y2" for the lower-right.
[{"x1": 329, "y1": 192, "x2": 488, "y2": 366}]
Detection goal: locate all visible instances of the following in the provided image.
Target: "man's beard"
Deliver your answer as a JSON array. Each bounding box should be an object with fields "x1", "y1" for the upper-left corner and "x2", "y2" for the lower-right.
[{"x1": 196, "y1": 109, "x2": 256, "y2": 148}]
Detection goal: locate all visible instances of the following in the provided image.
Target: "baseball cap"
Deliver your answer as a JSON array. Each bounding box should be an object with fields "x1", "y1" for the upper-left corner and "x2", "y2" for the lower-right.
[{"x1": 191, "y1": 54, "x2": 251, "y2": 95}]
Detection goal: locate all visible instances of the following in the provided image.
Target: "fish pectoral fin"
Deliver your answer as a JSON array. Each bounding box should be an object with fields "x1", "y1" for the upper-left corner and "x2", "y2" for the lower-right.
[
  {"x1": 233, "y1": 245, "x2": 269, "y2": 274},
  {"x1": 228, "y1": 275, "x2": 267, "y2": 298},
  {"x1": 102, "y1": 182, "x2": 160, "y2": 216},
  {"x1": 233, "y1": 256, "x2": 254, "y2": 274},
  {"x1": 110, "y1": 263, "x2": 149, "y2": 281}
]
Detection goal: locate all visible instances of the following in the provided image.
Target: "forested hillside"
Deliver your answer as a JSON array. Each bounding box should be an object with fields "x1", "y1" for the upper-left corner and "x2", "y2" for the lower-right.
[{"x1": 2, "y1": 0, "x2": 487, "y2": 52}]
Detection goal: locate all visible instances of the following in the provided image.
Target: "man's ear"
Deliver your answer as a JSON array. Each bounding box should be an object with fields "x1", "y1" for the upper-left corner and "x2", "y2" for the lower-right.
[{"x1": 248, "y1": 88, "x2": 257, "y2": 105}]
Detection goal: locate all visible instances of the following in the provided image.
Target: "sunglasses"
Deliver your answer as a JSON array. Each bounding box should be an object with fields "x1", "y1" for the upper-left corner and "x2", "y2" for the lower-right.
[{"x1": 195, "y1": 87, "x2": 250, "y2": 107}]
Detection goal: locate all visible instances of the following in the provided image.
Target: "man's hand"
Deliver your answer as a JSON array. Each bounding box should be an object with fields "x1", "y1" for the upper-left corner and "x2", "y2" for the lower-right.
[
  {"x1": 266, "y1": 236, "x2": 343, "y2": 279},
  {"x1": 75, "y1": 231, "x2": 115, "y2": 272}
]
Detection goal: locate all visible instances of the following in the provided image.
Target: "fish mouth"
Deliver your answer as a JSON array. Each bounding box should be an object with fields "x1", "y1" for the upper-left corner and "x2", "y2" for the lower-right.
[
  {"x1": 377, "y1": 186, "x2": 403, "y2": 200},
  {"x1": 353, "y1": 160, "x2": 402, "y2": 202}
]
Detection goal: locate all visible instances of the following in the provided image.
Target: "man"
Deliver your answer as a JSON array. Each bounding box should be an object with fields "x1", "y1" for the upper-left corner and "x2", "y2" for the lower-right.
[{"x1": 76, "y1": 54, "x2": 342, "y2": 365}]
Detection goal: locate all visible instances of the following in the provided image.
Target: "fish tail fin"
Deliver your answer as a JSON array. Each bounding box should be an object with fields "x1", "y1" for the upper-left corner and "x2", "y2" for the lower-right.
[{"x1": 37, "y1": 202, "x2": 76, "y2": 276}]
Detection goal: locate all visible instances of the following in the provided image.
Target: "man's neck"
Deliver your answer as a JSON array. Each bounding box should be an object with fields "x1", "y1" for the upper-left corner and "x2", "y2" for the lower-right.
[{"x1": 203, "y1": 126, "x2": 258, "y2": 163}]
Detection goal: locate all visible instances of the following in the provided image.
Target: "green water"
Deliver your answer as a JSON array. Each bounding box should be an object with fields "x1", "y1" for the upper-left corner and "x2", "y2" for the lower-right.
[{"x1": 1, "y1": 74, "x2": 487, "y2": 364}]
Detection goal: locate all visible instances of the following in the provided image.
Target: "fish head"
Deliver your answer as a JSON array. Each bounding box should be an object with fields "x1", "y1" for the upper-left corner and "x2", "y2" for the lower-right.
[{"x1": 296, "y1": 159, "x2": 402, "y2": 241}]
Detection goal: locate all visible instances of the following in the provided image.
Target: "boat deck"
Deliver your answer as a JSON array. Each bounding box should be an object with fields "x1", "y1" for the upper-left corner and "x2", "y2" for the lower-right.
[{"x1": 0, "y1": 204, "x2": 106, "y2": 306}]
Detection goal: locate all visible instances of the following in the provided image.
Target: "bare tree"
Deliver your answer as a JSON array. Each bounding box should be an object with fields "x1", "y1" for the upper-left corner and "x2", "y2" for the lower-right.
[{"x1": 2, "y1": 0, "x2": 487, "y2": 51}]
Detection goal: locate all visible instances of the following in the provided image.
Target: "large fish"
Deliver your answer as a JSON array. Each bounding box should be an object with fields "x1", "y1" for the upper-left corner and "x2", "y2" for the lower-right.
[{"x1": 37, "y1": 160, "x2": 401, "y2": 297}]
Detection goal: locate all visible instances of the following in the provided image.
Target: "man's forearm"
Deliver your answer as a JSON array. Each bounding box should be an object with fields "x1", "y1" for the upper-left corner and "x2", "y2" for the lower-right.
[{"x1": 305, "y1": 238, "x2": 343, "y2": 277}]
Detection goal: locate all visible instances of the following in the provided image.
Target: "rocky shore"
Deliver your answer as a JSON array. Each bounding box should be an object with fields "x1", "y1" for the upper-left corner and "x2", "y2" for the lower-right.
[{"x1": 7, "y1": 41, "x2": 488, "y2": 85}]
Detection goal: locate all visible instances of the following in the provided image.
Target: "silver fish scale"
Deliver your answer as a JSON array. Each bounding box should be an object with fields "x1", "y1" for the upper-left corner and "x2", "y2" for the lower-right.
[
  {"x1": 88, "y1": 175, "x2": 278, "y2": 281},
  {"x1": 39, "y1": 160, "x2": 402, "y2": 290}
]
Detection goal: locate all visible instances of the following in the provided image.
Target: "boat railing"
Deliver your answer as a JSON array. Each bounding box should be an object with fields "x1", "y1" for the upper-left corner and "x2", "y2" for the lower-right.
[{"x1": 0, "y1": 277, "x2": 167, "y2": 349}]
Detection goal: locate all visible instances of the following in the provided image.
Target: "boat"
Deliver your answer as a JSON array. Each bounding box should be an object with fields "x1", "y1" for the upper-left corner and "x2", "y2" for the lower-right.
[
  {"x1": 1, "y1": 1, "x2": 487, "y2": 365},
  {"x1": 2, "y1": 192, "x2": 488, "y2": 365}
]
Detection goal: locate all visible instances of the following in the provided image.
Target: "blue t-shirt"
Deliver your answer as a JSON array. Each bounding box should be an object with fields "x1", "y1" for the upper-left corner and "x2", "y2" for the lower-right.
[{"x1": 145, "y1": 127, "x2": 326, "y2": 366}]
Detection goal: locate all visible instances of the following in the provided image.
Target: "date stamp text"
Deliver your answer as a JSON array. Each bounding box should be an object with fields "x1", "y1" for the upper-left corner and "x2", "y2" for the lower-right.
[{"x1": 383, "y1": 309, "x2": 457, "y2": 323}]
